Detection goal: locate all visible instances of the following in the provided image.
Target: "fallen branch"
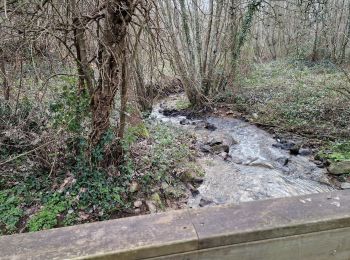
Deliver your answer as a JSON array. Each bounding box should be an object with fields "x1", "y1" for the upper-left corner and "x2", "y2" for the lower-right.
[{"x1": 0, "y1": 140, "x2": 56, "y2": 167}]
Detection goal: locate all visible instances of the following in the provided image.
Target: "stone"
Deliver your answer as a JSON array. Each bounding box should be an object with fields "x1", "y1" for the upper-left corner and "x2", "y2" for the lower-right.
[
  {"x1": 162, "y1": 108, "x2": 181, "y2": 117},
  {"x1": 199, "y1": 197, "x2": 214, "y2": 207},
  {"x1": 220, "y1": 152, "x2": 229, "y2": 160},
  {"x1": 318, "y1": 176, "x2": 332, "y2": 186},
  {"x1": 328, "y1": 161, "x2": 350, "y2": 175},
  {"x1": 180, "y1": 119, "x2": 191, "y2": 125},
  {"x1": 194, "y1": 121, "x2": 217, "y2": 131},
  {"x1": 145, "y1": 200, "x2": 157, "y2": 214},
  {"x1": 341, "y1": 183, "x2": 350, "y2": 190},
  {"x1": 276, "y1": 157, "x2": 289, "y2": 167},
  {"x1": 187, "y1": 183, "x2": 199, "y2": 196},
  {"x1": 191, "y1": 120, "x2": 202, "y2": 125},
  {"x1": 207, "y1": 133, "x2": 237, "y2": 148},
  {"x1": 273, "y1": 141, "x2": 296, "y2": 151},
  {"x1": 299, "y1": 148, "x2": 312, "y2": 156},
  {"x1": 134, "y1": 200, "x2": 143, "y2": 208},
  {"x1": 203, "y1": 132, "x2": 236, "y2": 155},
  {"x1": 200, "y1": 144, "x2": 212, "y2": 153},
  {"x1": 248, "y1": 159, "x2": 275, "y2": 169},
  {"x1": 193, "y1": 176, "x2": 204, "y2": 185},
  {"x1": 313, "y1": 160, "x2": 324, "y2": 168},
  {"x1": 211, "y1": 144, "x2": 230, "y2": 154},
  {"x1": 194, "y1": 121, "x2": 206, "y2": 128},
  {"x1": 207, "y1": 138, "x2": 223, "y2": 146},
  {"x1": 205, "y1": 123, "x2": 217, "y2": 131},
  {"x1": 289, "y1": 145, "x2": 301, "y2": 156},
  {"x1": 129, "y1": 181, "x2": 139, "y2": 193},
  {"x1": 151, "y1": 193, "x2": 162, "y2": 207}
]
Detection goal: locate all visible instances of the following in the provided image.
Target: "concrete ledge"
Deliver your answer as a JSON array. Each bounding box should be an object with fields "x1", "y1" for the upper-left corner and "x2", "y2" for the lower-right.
[{"x1": 1, "y1": 191, "x2": 350, "y2": 259}]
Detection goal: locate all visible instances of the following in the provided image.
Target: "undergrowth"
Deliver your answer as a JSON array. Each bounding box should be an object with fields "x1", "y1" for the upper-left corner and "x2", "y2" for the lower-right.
[
  {"x1": 230, "y1": 60, "x2": 350, "y2": 140},
  {"x1": 0, "y1": 119, "x2": 196, "y2": 235},
  {"x1": 0, "y1": 82, "x2": 198, "y2": 235},
  {"x1": 318, "y1": 141, "x2": 350, "y2": 163}
]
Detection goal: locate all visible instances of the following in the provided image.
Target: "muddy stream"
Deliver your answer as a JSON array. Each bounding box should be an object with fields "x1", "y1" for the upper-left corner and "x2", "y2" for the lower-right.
[{"x1": 151, "y1": 95, "x2": 335, "y2": 208}]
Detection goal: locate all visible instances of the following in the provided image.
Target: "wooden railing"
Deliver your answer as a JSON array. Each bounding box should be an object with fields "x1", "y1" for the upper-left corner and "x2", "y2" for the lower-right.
[{"x1": 1, "y1": 190, "x2": 350, "y2": 259}]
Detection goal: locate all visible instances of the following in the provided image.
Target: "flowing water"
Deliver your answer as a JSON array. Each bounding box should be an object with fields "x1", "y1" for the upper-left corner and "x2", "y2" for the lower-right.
[{"x1": 151, "y1": 96, "x2": 335, "y2": 208}]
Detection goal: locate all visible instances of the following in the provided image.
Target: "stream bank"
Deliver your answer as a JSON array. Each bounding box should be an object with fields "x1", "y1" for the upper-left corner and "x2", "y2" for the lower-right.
[{"x1": 151, "y1": 94, "x2": 336, "y2": 208}]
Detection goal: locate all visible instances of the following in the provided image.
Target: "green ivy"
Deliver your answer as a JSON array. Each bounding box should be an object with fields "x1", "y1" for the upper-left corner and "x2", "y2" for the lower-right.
[
  {"x1": 0, "y1": 191, "x2": 24, "y2": 234},
  {"x1": 49, "y1": 77, "x2": 90, "y2": 133},
  {"x1": 28, "y1": 194, "x2": 69, "y2": 232}
]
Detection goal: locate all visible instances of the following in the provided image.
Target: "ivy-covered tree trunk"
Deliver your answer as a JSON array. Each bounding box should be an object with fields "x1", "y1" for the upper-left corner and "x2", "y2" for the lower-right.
[
  {"x1": 229, "y1": 0, "x2": 261, "y2": 86},
  {"x1": 231, "y1": 0, "x2": 261, "y2": 71},
  {"x1": 90, "y1": 0, "x2": 135, "y2": 146}
]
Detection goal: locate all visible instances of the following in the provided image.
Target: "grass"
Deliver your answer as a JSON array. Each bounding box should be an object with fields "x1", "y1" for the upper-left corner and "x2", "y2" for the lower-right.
[{"x1": 232, "y1": 60, "x2": 350, "y2": 140}]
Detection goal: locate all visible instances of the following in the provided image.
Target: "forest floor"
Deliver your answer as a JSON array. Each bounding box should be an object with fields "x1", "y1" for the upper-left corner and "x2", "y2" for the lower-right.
[
  {"x1": 1, "y1": 59, "x2": 349, "y2": 236},
  {"x1": 0, "y1": 117, "x2": 203, "y2": 235},
  {"x1": 231, "y1": 60, "x2": 350, "y2": 142},
  {"x1": 0, "y1": 81, "x2": 203, "y2": 235},
  {"x1": 208, "y1": 60, "x2": 350, "y2": 157}
]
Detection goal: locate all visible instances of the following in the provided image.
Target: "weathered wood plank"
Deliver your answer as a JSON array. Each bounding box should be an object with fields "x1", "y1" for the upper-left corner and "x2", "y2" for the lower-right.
[
  {"x1": 0, "y1": 210, "x2": 197, "y2": 260},
  {"x1": 2, "y1": 191, "x2": 350, "y2": 260},
  {"x1": 190, "y1": 191, "x2": 350, "y2": 249},
  {"x1": 150, "y1": 227, "x2": 350, "y2": 260}
]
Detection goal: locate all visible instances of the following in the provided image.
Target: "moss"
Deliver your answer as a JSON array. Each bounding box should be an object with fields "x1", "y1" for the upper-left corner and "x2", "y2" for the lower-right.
[{"x1": 319, "y1": 142, "x2": 350, "y2": 163}]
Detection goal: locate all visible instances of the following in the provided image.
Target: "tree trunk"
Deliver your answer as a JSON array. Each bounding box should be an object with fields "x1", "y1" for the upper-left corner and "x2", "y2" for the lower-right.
[
  {"x1": 312, "y1": 21, "x2": 319, "y2": 62},
  {"x1": 179, "y1": 0, "x2": 195, "y2": 65},
  {"x1": 192, "y1": 0, "x2": 202, "y2": 76},
  {"x1": 70, "y1": 0, "x2": 94, "y2": 95},
  {"x1": 90, "y1": 0, "x2": 135, "y2": 146},
  {"x1": 0, "y1": 50, "x2": 9, "y2": 101},
  {"x1": 118, "y1": 38, "x2": 128, "y2": 139},
  {"x1": 202, "y1": 0, "x2": 214, "y2": 77},
  {"x1": 231, "y1": 0, "x2": 261, "y2": 75}
]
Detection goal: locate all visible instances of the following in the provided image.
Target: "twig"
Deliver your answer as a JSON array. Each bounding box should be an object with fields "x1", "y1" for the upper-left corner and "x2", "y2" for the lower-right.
[
  {"x1": 0, "y1": 140, "x2": 55, "y2": 167},
  {"x1": 4, "y1": 0, "x2": 7, "y2": 18}
]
